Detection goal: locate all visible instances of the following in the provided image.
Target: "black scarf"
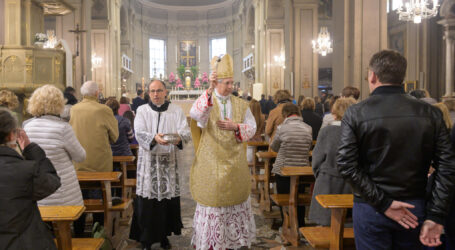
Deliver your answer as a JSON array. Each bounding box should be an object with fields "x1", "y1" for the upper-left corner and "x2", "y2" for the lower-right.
[{"x1": 149, "y1": 101, "x2": 170, "y2": 112}]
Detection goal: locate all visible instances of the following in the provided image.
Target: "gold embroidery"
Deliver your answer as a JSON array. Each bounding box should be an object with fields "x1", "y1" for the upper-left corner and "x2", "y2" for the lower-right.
[{"x1": 190, "y1": 96, "x2": 250, "y2": 207}]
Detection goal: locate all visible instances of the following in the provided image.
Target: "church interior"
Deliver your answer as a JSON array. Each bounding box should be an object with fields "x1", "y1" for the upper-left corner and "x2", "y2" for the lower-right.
[{"x1": 1, "y1": 0, "x2": 455, "y2": 249}]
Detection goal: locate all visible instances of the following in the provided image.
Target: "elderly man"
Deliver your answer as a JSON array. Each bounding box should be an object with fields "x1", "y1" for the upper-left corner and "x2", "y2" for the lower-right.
[
  {"x1": 70, "y1": 81, "x2": 119, "y2": 235},
  {"x1": 190, "y1": 54, "x2": 257, "y2": 250},
  {"x1": 337, "y1": 50, "x2": 455, "y2": 249},
  {"x1": 129, "y1": 80, "x2": 190, "y2": 250},
  {"x1": 70, "y1": 81, "x2": 118, "y2": 172}
]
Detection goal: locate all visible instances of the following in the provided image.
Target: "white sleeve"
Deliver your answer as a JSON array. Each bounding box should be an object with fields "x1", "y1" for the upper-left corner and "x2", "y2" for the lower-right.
[
  {"x1": 190, "y1": 90, "x2": 213, "y2": 128},
  {"x1": 63, "y1": 125, "x2": 86, "y2": 163},
  {"x1": 236, "y1": 108, "x2": 257, "y2": 142},
  {"x1": 135, "y1": 107, "x2": 155, "y2": 150},
  {"x1": 177, "y1": 107, "x2": 191, "y2": 143}
]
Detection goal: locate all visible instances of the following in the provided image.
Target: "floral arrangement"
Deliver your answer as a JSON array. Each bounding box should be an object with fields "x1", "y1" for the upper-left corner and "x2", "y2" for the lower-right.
[
  {"x1": 168, "y1": 72, "x2": 176, "y2": 86},
  {"x1": 201, "y1": 72, "x2": 209, "y2": 87},
  {"x1": 194, "y1": 77, "x2": 201, "y2": 88},
  {"x1": 34, "y1": 33, "x2": 48, "y2": 43},
  {"x1": 176, "y1": 78, "x2": 183, "y2": 89}
]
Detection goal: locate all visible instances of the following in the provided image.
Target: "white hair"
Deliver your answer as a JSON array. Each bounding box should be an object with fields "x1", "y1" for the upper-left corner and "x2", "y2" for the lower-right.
[{"x1": 80, "y1": 81, "x2": 99, "y2": 97}]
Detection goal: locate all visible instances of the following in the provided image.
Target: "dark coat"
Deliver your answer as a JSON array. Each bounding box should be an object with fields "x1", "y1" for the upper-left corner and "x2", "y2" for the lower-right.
[
  {"x1": 301, "y1": 109, "x2": 322, "y2": 140},
  {"x1": 131, "y1": 96, "x2": 146, "y2": 113},
  {"x1": 337, "y1": 85, "x2": 455, "y2": 224},
  {"x1": 309, "y1": 125, "x2": 351, "y2": 226},
  {"x1": 0, "y1": 143, "x2": 61, "y2": 250}
]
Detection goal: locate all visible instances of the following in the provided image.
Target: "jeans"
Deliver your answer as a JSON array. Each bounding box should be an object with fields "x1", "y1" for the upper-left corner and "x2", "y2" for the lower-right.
[{"x1": 353, "y1": 199, "x2": 425, "y2": 250}]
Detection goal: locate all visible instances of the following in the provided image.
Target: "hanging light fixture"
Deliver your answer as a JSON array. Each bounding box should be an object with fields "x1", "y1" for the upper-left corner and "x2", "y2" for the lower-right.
[
  {"x1": 91, "y1": 53, "x2": 103, "y2": 70},
  {"x1": 312, "y1": 27, "x2": 333, "y2": 56},
  {"x1": 396, "y1": 0, "x2": 439, "y2": 24}
]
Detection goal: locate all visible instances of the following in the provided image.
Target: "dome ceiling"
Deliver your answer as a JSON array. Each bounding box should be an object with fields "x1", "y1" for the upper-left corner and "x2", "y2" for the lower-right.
[{"x1": 147, "y1": 0, "x2": 227, "y2": 7}]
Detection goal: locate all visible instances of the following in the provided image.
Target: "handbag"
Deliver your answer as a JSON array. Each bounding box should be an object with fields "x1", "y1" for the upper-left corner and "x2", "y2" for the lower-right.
[{"x1": 92, "y1": 222, "x2": 113, "y2": 250}]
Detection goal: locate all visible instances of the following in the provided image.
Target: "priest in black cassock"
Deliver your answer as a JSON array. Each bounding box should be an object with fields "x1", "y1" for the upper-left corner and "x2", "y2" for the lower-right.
[{"x1": 129, "y1": 80, "x2": 190, "y2": 250}]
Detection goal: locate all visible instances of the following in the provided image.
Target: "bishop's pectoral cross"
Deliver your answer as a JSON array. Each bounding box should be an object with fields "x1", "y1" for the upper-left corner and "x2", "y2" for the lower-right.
[
  {"x1": 69, "y1": 24, "x2": 86, "y2": 57},
  {"x1": 181, "y1": 41, "x2": 195, "y2": 67}
]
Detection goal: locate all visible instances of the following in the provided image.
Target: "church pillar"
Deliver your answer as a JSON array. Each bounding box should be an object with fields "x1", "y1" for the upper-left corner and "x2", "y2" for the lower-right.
[
  {"x1": 292, "y1": 0, "x2": 318, "y2": 98},
  {"x1": 82, "y1": 0, "x2": 92, "y2": 84},
  {"x1": 283, "y1": 0, "x2": 293, "y2": 94},
  {"x1": 438, "y1": 18, "x2": 455, "y2": 98},
  {"x1": 254, "y1": 0, "x2": 266, "y2": 91},
  {"x1": 344, "y1": 0, "x2": 387, "y2": 99}
]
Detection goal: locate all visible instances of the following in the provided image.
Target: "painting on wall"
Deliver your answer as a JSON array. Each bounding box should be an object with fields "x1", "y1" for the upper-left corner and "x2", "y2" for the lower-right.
[
  {"x1": 179, "y1": 40, "x2": 197, "y2": 68},
  {"x1": 389, "y1": 29, "x2": 406, "y2": 57},
  {"x1": 319, "y1": 68, "x2": 332, "y2": 87},
  {"x1": 318, "y1": 0, "x2": 333, "y2": 19}
]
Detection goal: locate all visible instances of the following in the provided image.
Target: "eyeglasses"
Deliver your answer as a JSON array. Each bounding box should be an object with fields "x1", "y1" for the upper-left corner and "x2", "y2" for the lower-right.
[{"x1": 150, "y1": 89, "x2": 164, "y2": 93}]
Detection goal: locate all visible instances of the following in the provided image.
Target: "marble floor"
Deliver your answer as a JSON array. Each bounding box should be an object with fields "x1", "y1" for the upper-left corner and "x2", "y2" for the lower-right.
[{"x1": 125, "y1": 142, "x2": 313, "y2": 250}]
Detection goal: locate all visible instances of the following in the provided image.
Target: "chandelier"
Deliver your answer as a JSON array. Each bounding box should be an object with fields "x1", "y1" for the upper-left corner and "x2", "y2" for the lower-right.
[
  {"x1": 91, "y1": 53, "x2": 103, "y2": 69},
  {"x1": 274, "y1": 48, "x2": 285, "y2": 69},
  {"x1": 396, "y1": 0, "x2": 439, "y2": 24},
  {"x1": 312, "y1": 27, "x2": 333, "y2": 56}
]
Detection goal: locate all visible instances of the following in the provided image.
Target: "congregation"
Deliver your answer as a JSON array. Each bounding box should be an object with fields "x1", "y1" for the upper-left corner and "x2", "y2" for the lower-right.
[{"x1": 1, "y1": 49, "x2": 455, "y2": 250}]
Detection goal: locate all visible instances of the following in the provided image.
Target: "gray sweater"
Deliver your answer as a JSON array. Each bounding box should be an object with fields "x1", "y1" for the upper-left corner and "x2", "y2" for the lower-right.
[
  {"x1": 312, "y1": 122, "x2": 343, "y2": 178},
  {"x1": 271, "y1": 116, "x2": 312, "y2": 175}
]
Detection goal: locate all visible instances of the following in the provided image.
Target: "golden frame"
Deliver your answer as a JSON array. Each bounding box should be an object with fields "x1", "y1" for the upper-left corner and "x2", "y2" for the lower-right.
[{"x1": 404, "y1": 81, "x2": 417, "y2": 92}]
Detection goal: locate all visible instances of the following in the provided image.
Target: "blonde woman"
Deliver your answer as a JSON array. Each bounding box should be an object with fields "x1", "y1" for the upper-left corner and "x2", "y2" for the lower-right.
[
  {"x1": 23, "y1": 85, "x2": 86, "y2": 206},
  {"x1": 0, "y1": 89, "x2": 19, "y2": 110},
  {"x1": 434, "y1": 102, "x2": 452, "y2": 130},
  {"x1": 265, "y1": 89, "x2": 292, "y2": 139},
  {"x1": 309, "y1": 97, "x2": 356, "y2": 226}
]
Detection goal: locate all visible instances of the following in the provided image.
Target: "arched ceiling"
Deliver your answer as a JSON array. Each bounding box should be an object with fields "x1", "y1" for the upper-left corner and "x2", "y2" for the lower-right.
[{"x1": 147, "y1": 0, "x2": 227, "y2": 7}]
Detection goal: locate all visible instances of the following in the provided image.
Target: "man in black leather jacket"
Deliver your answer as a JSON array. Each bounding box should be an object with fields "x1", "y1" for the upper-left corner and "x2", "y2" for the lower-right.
[{"x1": 336, "y1": 50, "x2": 455, "y2": 249}]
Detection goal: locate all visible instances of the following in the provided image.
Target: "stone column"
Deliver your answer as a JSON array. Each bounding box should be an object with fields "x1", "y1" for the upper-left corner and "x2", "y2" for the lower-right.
[
  {"x1": 292, "y1": 0, "x2": 319, "y2": 98},
  {"x1": 438, "y1": 18, "x2": 455, "y2": 98},
  {"x1": 81, "y1": 0, "x2": 92, "y2": 82},
  {"x1": 342, "y1": 0, "x2": 387, "y2": 99}
]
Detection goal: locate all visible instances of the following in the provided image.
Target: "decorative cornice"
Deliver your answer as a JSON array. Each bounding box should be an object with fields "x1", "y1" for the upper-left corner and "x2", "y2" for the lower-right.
[{"x1": 138, "y1": 0, "x2": 235, "y2": 11}]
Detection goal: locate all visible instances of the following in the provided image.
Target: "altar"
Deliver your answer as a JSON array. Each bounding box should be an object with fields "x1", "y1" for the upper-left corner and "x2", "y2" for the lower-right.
[{"x1": 169, "y1": 89, "x2": 205, "y2": 101}]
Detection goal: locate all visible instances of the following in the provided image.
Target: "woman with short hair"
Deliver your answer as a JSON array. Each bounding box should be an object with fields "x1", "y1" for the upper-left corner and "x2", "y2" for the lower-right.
[
  {"x1": 0, "y1": 109, "x2": 61, "y2": 249},
  {"x1": 309, "y1": 97, "x2": 356, "y2": 226},
  {"x1": 106, "y1": 99, "x2": 133, "y2": 156},
  {"x1": 23, "y1": 84, "x2": 86, "y2": 206},
  {"x1": 301, "y1": 97, "x2": 322, "y2": 140}
]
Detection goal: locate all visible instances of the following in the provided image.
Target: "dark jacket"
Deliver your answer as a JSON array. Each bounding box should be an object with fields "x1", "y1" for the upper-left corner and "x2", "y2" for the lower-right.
[
  {"x1": 131, "y1": 96, "x2": 146, "y2": 113},
  {"x1": 0, "y1": 143, "x2": 61, "y2": 250},
  {"x1": 111, "y1": 115, "x2": 133, "y2": 156},
  {"x1": 301, "y1": 109, "x2": 322, "y2": 140},
  {"x1": 336, "y1": 85, "x2": 455, "y2": 225}
]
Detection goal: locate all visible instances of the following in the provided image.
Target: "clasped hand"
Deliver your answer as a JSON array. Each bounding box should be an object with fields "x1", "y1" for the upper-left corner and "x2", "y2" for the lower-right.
[
  {"x1": 216, "y1": 118, "x2": 238, "y2": 131},
  {"x1": 384, "y1": 200, "x2": 443, "y2": 247}
]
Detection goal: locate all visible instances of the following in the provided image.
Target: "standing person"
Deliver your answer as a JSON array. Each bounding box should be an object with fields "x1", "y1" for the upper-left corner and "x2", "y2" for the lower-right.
[
  {"x1": 105, "y1": 99, "x2": 133, "y2": 156},
  {"x1": 129, "y1": 80, "x2": 190, "y2": 250},
  {"x1": 190, "y1": 54, "x2": 257, "y2": 250},
  {"x1": 308, "y1": 97, "x2": 356, "y2": 226},
  {"x1": 132, "y1": 89, "x2": 146, "y2": 113},
  {"x1": 266, "y1": 95, "x2": 276, "y2": 114},
  {"x1": 24, "y1": 85, "x2": 86, "y2": 207},
  {"x1": 61, "y1": 87, "x2": 78, "y2": 121},
  {"x1": 119, "y1": 96, "x2": 132, "y2": 116},
  {"x1": 0, "y1": 109, "x2": 61, "y2": 250},
  {"x1": 70, "y1": 81, "x2": 118, "y2": 172},
  {"x1": 337, "y1": 50, "x2": 455, "y2": 249},
  {"x1": 301, "y1": 97, "x2": 322, "y2": 140},
  {"x1": 259, "y1": 94, "x2": 268, "y2": 115}
]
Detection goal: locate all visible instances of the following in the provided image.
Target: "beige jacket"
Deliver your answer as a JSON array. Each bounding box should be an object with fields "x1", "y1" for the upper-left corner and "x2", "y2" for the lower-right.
[
  {"x1": 70, "y1": 96, "x2": 119, "y2": 172},
  {"x1": 265, "y1": 103, "x2": 286, "y2": 140}
]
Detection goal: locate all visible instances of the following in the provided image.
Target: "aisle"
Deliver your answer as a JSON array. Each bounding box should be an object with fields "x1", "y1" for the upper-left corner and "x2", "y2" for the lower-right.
[{"x1": 126, "y1": 142, "x2": 311, "y2": 249}]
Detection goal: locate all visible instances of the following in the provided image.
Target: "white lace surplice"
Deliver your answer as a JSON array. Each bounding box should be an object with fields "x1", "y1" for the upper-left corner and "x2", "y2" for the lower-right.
[
  {"x1": 135, "y1": 103, "x2": 190, "y2": 200},
  {"x1": 190, "y1": 90, "x2": 257, "y2": 250}
]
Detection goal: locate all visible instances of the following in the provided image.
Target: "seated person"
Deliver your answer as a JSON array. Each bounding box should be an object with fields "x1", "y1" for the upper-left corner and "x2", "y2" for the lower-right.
[
  {"x1": 0, "y1": 109, "x2": 61, "y2": 249},
  {"x1": 123, "y1": 110, "x2": 138, "y2": 145},
  {"x1": 270, "y1": 103, "x2": 312, "y2": 227},
  {"x1": 308, "y1": 97, "x2": 356, "y2": 226},
  {"x1": 106, "y1": 99, "x2": 133, "y2": 156},
  {"x1": 24, "y1": 85, "x2": 86, "y2": 207}
]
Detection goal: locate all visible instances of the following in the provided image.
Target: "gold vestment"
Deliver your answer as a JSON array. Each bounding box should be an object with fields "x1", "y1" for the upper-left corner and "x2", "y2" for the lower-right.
[{"x1": 190, "y1": 96, "x2": 251, "y2": 207}]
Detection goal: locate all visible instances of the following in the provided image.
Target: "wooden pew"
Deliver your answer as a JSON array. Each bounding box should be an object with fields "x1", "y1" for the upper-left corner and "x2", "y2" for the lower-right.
[
  {"x1": 127, "y1": 144, "x2": 139, "y2": 188},
  {"x1": 77, "y1": 171, "x2": 132, "y2": 248},
  {"x1": 256, "y1": 151, "x2": 277, "y2": 212},
  {"x1": 300, "y1": 194, "x2": 355, "y2": 250},
  {"x1": 112, "y1": 155, "x2": 136, "y2": 199},
  {"x1": 39, "y1": 205, "x2": 104, "y2": 250},
  {"x1": 272, "y1": 166, "x2": 315, "y2": 246},
  {"x1": 247, "y1": 141, "x2": 269, "y2": 199}
]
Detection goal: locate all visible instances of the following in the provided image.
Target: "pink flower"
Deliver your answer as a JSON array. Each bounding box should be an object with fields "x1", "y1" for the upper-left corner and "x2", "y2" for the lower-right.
[
  {"x1": 201, "y1": 72, "x2": 209, "y2": 83},
  {"x1": 194, "y1": 78, "x2": 201, "y2": 88},
  {"x1": 169, "y1": 72, "x2": 175, "y2": 83}
]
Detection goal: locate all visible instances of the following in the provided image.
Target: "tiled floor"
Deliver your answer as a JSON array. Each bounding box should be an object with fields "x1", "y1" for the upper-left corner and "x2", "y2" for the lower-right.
[{"x1": 125, "y1": 143, "x2": 313, "y2": 250}]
